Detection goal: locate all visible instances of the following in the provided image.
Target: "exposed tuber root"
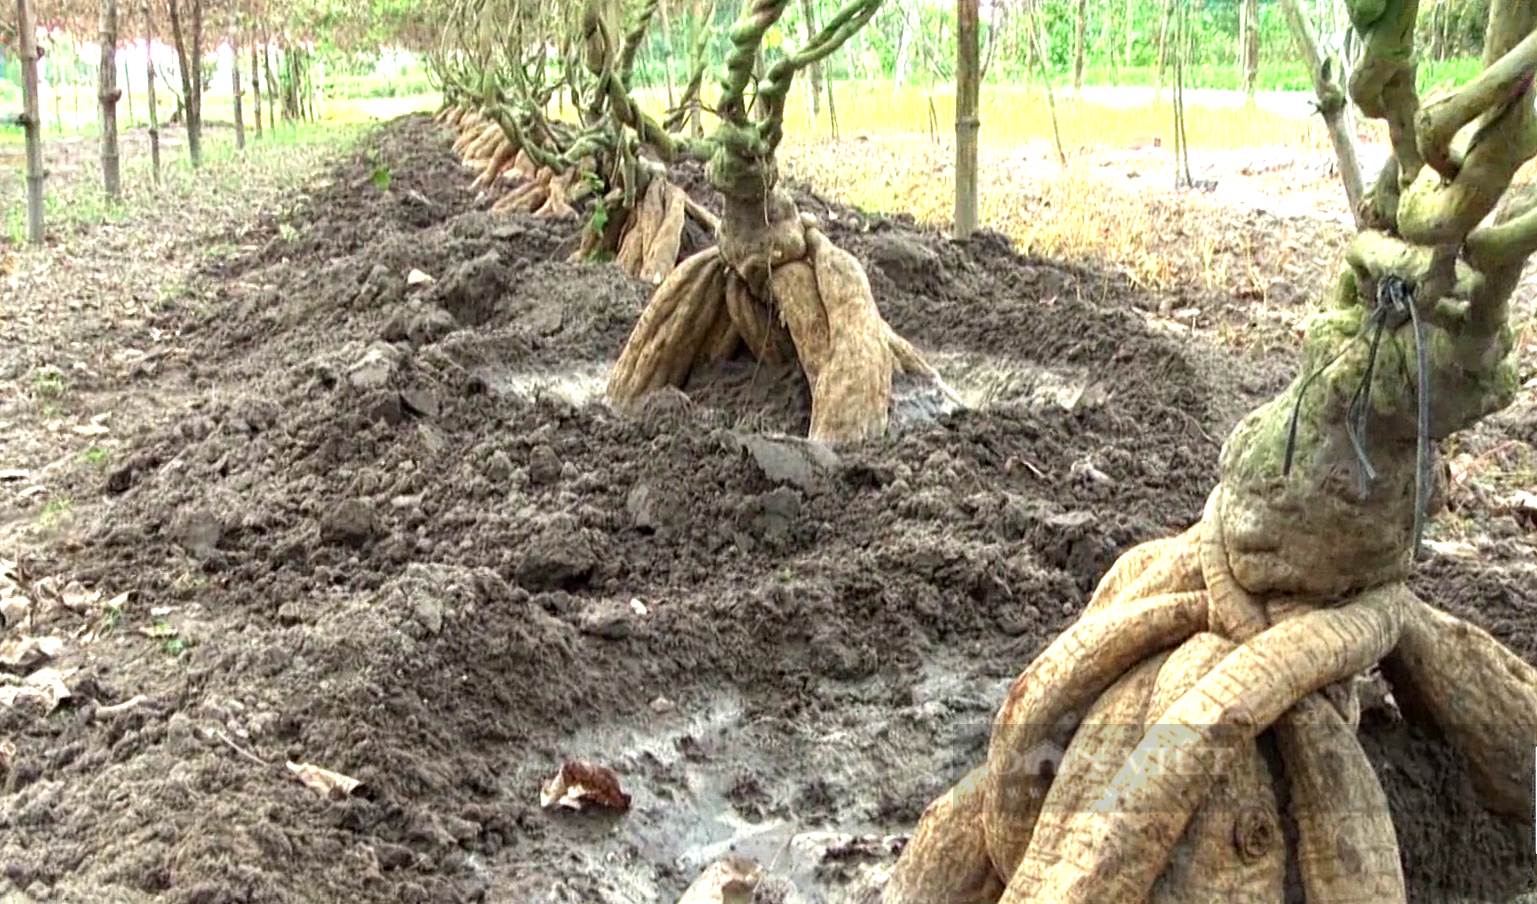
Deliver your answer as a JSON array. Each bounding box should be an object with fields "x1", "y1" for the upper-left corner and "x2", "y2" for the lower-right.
[
  {"x1": 725, "y1": 271, "x2": 796, "y2": 364},
  {"x1": 881, "y1": 765, "x2": 1006, "y2": 904},
  {"x1": 980, "y1": 590, "x2": 1209, "y2": 879},
  {"x1": 639, "y1": 182, "x2": 689, "y2": 285},
  {"x1": 1020, "y1": 587, "x2": 1407, "y2": 903},
  {"x1": 1380, "y1": 595, "x2": 1537, "y2": 818},
  {"x1": 1000, "y1": 653, "x2": 1169, "y2": 904},
  {"x1": 533, "y1": 171, "x2": 578, "y2": 220},
  {"x1": 611, "y1": 183, "x2": 961, "y2": 445},
  {"x1": 470, "y1": 139, "x2": 518, "y2": 192},
  {"x1": 1275, "y1": 693, "x2": 1407, "y2": 903},
  {"x1": 607, "y1": 249, "x2": 731, "y2": 401},
  {"x1": 1081, "y1": 522, "x2": 1205, "y2": 618},
  {"x1": 1145, "y1": 634, "x2": 1287, "y2": 904}
]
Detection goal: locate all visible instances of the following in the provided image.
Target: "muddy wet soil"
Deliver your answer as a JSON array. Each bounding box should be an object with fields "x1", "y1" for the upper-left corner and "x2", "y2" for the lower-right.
[{"x1": 0, "y1": 113, "x2": 1532, "y2": 904}]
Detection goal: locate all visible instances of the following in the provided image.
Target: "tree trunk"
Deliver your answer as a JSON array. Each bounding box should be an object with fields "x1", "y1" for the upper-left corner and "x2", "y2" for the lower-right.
[
  {"x1": 826, "y1": 75, "x2": 840, "y2": 138},
  {"x1": 145, "y1": 2, "x2": 162, "y2": 182},
  {"x1": 799, "y1": 0, "x2": 823, "y2": 119},
  {"x1": 980, "y1": 0, "x2": 1002, "y2": 80},
  {"x1": 230, "y1": 0, "x2": 244, "y2": 150},
  {"x1": 167, "y1": 0, "x2": 203, "y2": 167},
  {"x1": 124, "y1": 60, "x2": 134, "y2": 125},
  {"x1": 305, "y1": 51, "x2": 318, "y2": 121},
  {"x1": 954, "y1": 0, "x2": 980, "y2": 241},
  {"x1": 1432, "y1": 0, "x2": 1449, "y2": 61},
  {"x1": 657, "y1": 0, "x2": 677, "y2": 109},
  {"x1": 1124, "y1": 0, "x2": 1137, "y2": 65},
  {"x1": 98, "y1": 0, "x2": 122, "y2": 202},
  {"x1": 264, "y1": 34, "x2": 277, "y2": 129},
  {"x1": 1241, "y1": 0, "x2": 1260, "y2": 104},
  {"x1": 1278, "y1": 0, "x2": 1363, "y2": 221},
  {"x1": 1072, "y1": 0, "x2": 1088, "y2": 94},
  {"x1": 1153, "y1": 0, "x2": 1175, "y2": 101},
  {"x1": 892, "y1": 0, "x2": 912, "y2": 88},
  {"x1": 1026, "y1": 1, "x2": 1067, "y2": 168},
  {"x1": 251, "y1": 42, "x2": 262, "y2": 137},
  {"x1": 17, "y1": 0, "x2": 44, "y2": 243}
]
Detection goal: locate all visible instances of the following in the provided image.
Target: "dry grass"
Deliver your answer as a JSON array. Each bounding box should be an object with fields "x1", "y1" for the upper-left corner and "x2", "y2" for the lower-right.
[{"x1": 776, "y1": 132, "x2": 1350, "y2": 315}]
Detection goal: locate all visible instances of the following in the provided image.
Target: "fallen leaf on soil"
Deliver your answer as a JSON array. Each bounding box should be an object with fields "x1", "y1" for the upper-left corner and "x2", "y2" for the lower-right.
[
  {"x1": 0, "y1": 635, "x2": 63, "y2": 670},
  {"x1": 539, "y1": 759, "x2": 631, "y2": 813},
  {"x1": 1500, "y1": 490, "x2": 1537, "y2": 523},
  {"x1": 1425, "y1": 539, "x2": 1478, "y2": 559},
  {"x1": 676, "y1": 855, "x2": 763, "y2": 904},
  {"x1": 0, "y1": 596, "x2": 28, "y2": 627},
  {"x1": 0, "y1": 667, "x2": 74, "y2": 714},
  {"x1": 286, "y1": 761, "x2": 364, "y2": 799},
  {"x1": 71, "y1": 422, "x2": 110, "y2": 437},
  {"x1": 59, "y1": 580, "x2": 99, "y2": 612}
]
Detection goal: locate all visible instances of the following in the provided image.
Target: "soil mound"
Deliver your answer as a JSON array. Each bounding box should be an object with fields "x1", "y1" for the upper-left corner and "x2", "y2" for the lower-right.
[{"x1": 1, "y1": 113, "x2": 1530, "y2": 904}]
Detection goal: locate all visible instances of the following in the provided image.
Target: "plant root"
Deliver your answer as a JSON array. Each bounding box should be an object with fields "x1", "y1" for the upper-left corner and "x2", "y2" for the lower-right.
[
  {"x1": 607, "y1": 249, "x2": 731, "y2": 402},
  {"x1": 1275, "y1": 693, "x2": 1407, "y2": 903},
  {"x1": 608, "y1": 182, "x2": 959, "y2": 444},
  {"x1": 470, "y1": 139, "x2": 517, "y2": 192},
  {"x1": 1002, "y1": 653, "x2": 1170, "y2": 903},
  {"x1": 1021, "y1": 587, "x2": 1407, "y2": 903},
  {"x1": 1380, "y1": 594, "x2": 1537, "y2": 819},
  {"x1": 1081, "y1": 522, "x2": 1205, "y2": 618},
  {"x1": 881, "y1": 765, "x2": 1006, "y2": 904},
  {"x1": 1147, "y1": 635, "x2": 1286, "y2": 904},
  {"x1": 979, "y1": 590, "x2": 1209, "y2": 879}
]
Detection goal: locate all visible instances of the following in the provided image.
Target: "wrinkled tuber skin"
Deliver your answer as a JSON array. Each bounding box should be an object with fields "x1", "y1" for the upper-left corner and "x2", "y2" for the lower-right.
[{"x1": 1215, "y1": 0, "x2": 1533, "y2": 600}]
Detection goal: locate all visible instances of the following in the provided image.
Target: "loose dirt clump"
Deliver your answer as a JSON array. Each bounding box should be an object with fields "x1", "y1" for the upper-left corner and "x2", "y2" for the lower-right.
[{"x1": 0, "y1": 113, "x2": 1531, "y2": 904}]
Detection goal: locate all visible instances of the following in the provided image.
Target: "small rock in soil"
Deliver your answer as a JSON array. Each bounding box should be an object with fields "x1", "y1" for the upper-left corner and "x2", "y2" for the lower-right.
[
  {"x1": 649, "y1": 696, "x2": 675, "y2": 714},
  {"x1": 626, "y1": 483, "x2": 666, "y2": 532},
  {"x1": 578, "y1": 599, "x2": 639, "y2": 640},
  {"x1": 168, "y1": 506, "x2": 224, "y2": 557},
  {"x1": 401, "y1": 387, "x2": 441, "y2": 419},
  {"x1": 484, "y1": 450, "x2": 514, "y2": 483},
  {"x1": 363, "y1": 390, "x2": 405, "y2": 426},
  {"x1": 527, "y1": 445, "x2": 563, "y2": 486},
  {"x1": 1045, "y1": 510, "x2": 1095, "y2": 531},
  {"x1": 746, "y1": 487, "x2": 802, "y2": 543},
  {"x1": 319, "y1": 498, "x2": 379, "y2": 548},
  {"x1": 515, "y1": 517, "x2": 596, "y2": 591},
  {"x1": 381, "y1": 301, "x2": 457, "y2": 348},
  {"x1": 349, "y1": 344, "x2": 402, "y2": 391},
  {"x1": 730, "y1": 432, "x2": 840, "y2": 493},
  {"x1": 0, "y1": 596, "x2": 29, "y2": 628},
  {"x1": 413, "y1": 594, "x2": 444, "y2": 636}
]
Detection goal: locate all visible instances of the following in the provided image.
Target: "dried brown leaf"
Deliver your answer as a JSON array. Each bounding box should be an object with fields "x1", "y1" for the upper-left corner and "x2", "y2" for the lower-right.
[
  {"x1": 0, "y1": 596, "x2": 29, "y2": 628},
  {"x1": 59, "y1": 580, "x2": 99, "y2": 613},
  {"x1": 286, "y1": 761, "x2": 364, "y2": 799},
  {"x1": 0, "y1": 666, "x2": 74, "y2": 714},
  {"x1": 676, "y1": 855, "x2": 763, "y2": 904},
  {"x1": 0, "y1": 635, "x2": 62, "y2": 670},
  {"x1": 539, "y1": 759, "x2": 631, "y2": 813}
]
